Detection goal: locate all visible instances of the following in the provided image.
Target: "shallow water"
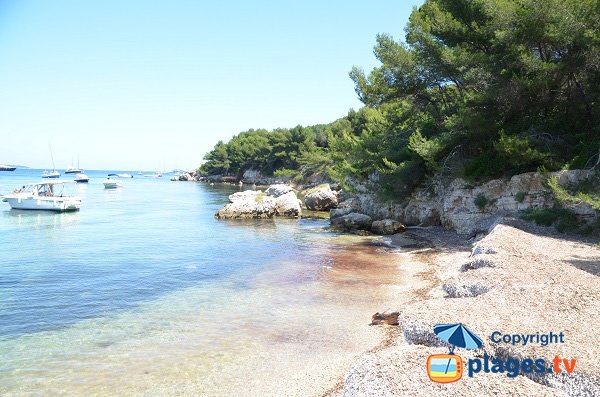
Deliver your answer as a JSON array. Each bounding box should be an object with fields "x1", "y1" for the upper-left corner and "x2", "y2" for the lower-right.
[{"x1": 0, "y1": 169, "x2": 404, "y2": 396}]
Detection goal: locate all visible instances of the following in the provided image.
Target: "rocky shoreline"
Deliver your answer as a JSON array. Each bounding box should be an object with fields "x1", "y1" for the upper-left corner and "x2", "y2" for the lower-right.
[
  {"x1": 179, "y1": 170, "x2": 599, "y2": 396},
  {"x1": 335, "y1": 220, "x2": 599, "y2": 397}
]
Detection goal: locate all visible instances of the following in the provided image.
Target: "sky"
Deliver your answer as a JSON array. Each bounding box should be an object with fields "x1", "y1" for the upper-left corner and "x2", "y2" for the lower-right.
[{"x1": 0, "y1": 0, "x2": 422, "y2": 171}]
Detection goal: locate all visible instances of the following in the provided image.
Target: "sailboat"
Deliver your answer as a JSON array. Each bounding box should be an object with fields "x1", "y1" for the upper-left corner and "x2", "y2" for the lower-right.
[
  {"x1": 42, "y1": 144, "x2": 60, "y2": 179},
  {"x1": 65, "y1": 156, "x2": 83, "y2": 174}
]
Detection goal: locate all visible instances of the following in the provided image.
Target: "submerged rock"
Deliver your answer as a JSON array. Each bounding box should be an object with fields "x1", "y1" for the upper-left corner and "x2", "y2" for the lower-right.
[
  {"x1": 371, "y1": 219, "x2": 406, "y2": 235},
  {"x1": 331, "y1": 213, "x2": 372, "y2": 231},
  {"x1": 304, "y1": 184, "x2": 338, "y2": 211}
]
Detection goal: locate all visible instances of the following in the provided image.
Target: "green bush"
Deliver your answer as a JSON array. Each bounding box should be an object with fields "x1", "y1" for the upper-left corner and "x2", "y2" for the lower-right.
[
  {"x1": 474, "y1": 194, "x2": 488, "y2": 210},
  {"x1": 520, "y1": 208, "x2": 578, "y2": 232},
  {"x1": 514, "y1": 192, "x2": 526, "y2": 203}
]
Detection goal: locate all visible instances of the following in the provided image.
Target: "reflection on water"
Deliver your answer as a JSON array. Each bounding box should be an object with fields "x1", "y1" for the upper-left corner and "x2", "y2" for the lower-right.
[
  {"x1": 2, "y1": 209, "x2": 81, "y2": 229},
  {"x1": 0, "y1": 169, "x2": 408, "y2": 396}
]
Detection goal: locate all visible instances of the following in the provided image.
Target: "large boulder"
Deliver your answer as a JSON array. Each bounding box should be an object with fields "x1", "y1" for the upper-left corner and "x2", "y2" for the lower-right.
[
  {"x1": 274, "y1": 191, "x2": 302, "y2": 217},
  {"x1": 216, "y1": 187, "x2": 301, "y2": 219},
  {"x1": 331, "y1": 213, "x2": 372, "y2": 231},
  {"x1": 371, "y1": 219, "x2": 406, "y2": 235},
  {"x1": 304, "y1": 184, "x2": 338, "y2": 211}
]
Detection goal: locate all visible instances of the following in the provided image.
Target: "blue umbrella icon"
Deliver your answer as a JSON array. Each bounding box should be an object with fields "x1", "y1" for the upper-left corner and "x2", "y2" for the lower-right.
[{"x1": 434, "y1": 323, "x2": 483, "y2": 354}]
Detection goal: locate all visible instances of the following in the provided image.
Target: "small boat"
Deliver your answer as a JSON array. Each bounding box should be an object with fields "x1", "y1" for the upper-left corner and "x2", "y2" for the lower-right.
[
  {"x1": 103, "y1": 177, "x2": 123, "y2": 189},
  {"x1": 2, "y1": 181, "x2": 81, "y2": 211},
  {"x1": 117, "y1": 173, "x2": 133, "y2": 178},
  {"x1": 143, "y1": 173, "x2": 163, "y2": 178},
  {"x1": 74, "y1": 173, "x2": 89, "y2": 183},
  {"x1": 0, "y1": 164, "x2": 16, "y2": 171},
  {"x1": 42, "y1": 170, "x2": 61, "y2": 178}
]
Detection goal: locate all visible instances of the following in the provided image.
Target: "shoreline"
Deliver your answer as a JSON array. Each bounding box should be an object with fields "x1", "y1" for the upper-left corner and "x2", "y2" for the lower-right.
[{"x1": 332, "y1": 219, "x2": 599, "y2": 397}]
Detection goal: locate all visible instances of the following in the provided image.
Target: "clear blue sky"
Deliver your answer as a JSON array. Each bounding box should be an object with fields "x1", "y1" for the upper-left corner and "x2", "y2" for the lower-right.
[{"x1": 0, "y1": 0, "x2": 422, "y2": 171}]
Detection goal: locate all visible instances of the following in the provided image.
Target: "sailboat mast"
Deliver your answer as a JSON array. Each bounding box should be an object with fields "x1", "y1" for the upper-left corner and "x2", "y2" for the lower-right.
[{"x1": 49, "y1": 143, "x2": 56, "y2": 171}]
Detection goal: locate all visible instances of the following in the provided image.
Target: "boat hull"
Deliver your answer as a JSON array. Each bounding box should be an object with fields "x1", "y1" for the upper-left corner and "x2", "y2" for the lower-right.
[
  {"x1": 2, "y1": 196, "x2": 81, "y2": 212},
  {"x1": 0, "y1": 167, "x2": 16, "y2": 171}
]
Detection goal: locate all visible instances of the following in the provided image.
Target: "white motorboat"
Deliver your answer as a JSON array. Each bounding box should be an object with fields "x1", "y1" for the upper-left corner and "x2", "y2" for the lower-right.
[
  {"x1": 2, "y1": 181, "x2": 81, "y2": 211},
  {"x1": 117, "y1": 173, "x2": 133, "y2": 178},
  {"x1": 103, "y1": 177, "x2": 123, "y2": 189},
  {"x1": 143, "y1": 173, "x2": 162, "y2": 178},
  {"x1": 74, "y1": 173, "x2": 89, "y2": 183},
  {"x1": 42, "y1": 170, "x2": 61, "y2": 178},
  {"x1": 0, "y1": 164, "x2": 16, "y2": 171}
]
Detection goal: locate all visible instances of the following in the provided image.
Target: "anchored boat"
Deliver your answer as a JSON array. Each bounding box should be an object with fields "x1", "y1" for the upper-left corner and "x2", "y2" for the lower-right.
[
  {"x1": 103, "y1": 176, "x2": 123, "y2": 189},
  {"x1": 2, "y1": 181, "x2": 81, "y2": 211}
]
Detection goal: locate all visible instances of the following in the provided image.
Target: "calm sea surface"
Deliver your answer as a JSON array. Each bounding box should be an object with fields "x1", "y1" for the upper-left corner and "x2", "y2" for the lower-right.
[{"x1": 0, "y1": 168, "x2": 403, "y2": 396}]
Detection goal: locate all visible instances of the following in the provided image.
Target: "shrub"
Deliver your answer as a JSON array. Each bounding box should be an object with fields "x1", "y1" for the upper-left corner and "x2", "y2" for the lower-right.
[
  {"x1": 474, "y1": 194, "x2": 488, "y2": 210},
  {"x1": 520, "y1": 208, "x2": 578, "y2": 232},
  {"x1": 514, "y1": 192, "x2": 526, "y2": 203}
]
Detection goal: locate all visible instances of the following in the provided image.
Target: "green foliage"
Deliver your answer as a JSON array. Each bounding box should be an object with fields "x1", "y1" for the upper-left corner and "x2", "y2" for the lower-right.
[
  {"x1": 547, "y1": 176, "x2": 600, "y2": 211},
  {"x1": 520, "y1": 208, "x2": 579, "y2": 233},
  {"x1": 474, "y1": 194, "x2": 489, "y2": 210},
  {"x1": 514, "y1": 192, "x2": 526, "y2": 203},
  {"x1": 202, "y1": 0, "x2": 600, "y2": 201}
]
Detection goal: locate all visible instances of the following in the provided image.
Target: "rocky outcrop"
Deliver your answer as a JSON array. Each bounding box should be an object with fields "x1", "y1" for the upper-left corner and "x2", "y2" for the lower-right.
[
  {"x1": 170, "y1": 172, "x2": 197, "y2": 181},
  {"x1": 371, "y1": 219, "x2": 405, "y2": 235},
  {"x1": 304, "y1": 184, "x2": 339, "y2": 211},
  {"x1": 215, "y1": 186, "x2": 301, "y2": 219},
  {"x1": 339, "y1": 170, "x2": 598, "y2": 235},
  {"x1": 331, "y1": 213, "x2": 372, "y2": 231}
]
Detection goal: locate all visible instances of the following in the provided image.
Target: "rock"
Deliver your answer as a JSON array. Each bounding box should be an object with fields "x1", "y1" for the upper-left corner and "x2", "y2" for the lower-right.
[
  {"x1": 371, "y1": 219, "x2": 405, "y2": 235},
  {"x1": 370, "y1": 310, "x2": 399, "y2": 326},
  {"x1": 304, "y1": 184, "x2": 338, "y2": 211},
  {"x1": 170, "y1": 172, "x2": 195, "y2": 181},
  {"x1": 274, "y1": 191, "x2": 302, "y2": 217},
  {"x1": 265, "y1": 184, "x2": 293, "y2": 198},
  {"x1": 228, "y1": 190, "x2": 261, "y2": 203},
  {"x1": 330, "y1": 207, "x2": 353, "y2": 220},
  {"x1": 216, "y1": 187, "x2": 301, "y2": 219},
  {"x1": 331, "y1": 213, "x2": 372, "y2": 231}
]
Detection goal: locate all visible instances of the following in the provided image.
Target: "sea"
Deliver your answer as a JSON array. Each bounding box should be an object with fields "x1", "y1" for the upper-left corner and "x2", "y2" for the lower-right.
[{"x1": 0, "y1": 168, "x2": 404, "y2": 396}]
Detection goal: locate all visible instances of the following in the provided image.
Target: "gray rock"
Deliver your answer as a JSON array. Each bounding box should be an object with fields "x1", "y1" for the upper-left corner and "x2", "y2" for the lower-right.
[
  {"x1": 304, "y1": 184, "x2": 338, "y2": 211},
  {"x1": 330, "y1": 207, "x2": 353, "y2": 219},
  {"x1": 265, "y1": 184, "x2": 293, "y2": 198},
  {"x1": 371, "y1": 219, "x2": 405, "y2": 235},
  {"x1": 331, "y1": 213, "x2": 372, "y2": 231}
]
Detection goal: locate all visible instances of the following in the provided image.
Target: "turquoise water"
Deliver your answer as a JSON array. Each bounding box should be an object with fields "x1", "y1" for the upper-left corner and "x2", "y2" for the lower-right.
[{"x1": 0, "y1": 169, "x2": 402, "y2": 396}]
